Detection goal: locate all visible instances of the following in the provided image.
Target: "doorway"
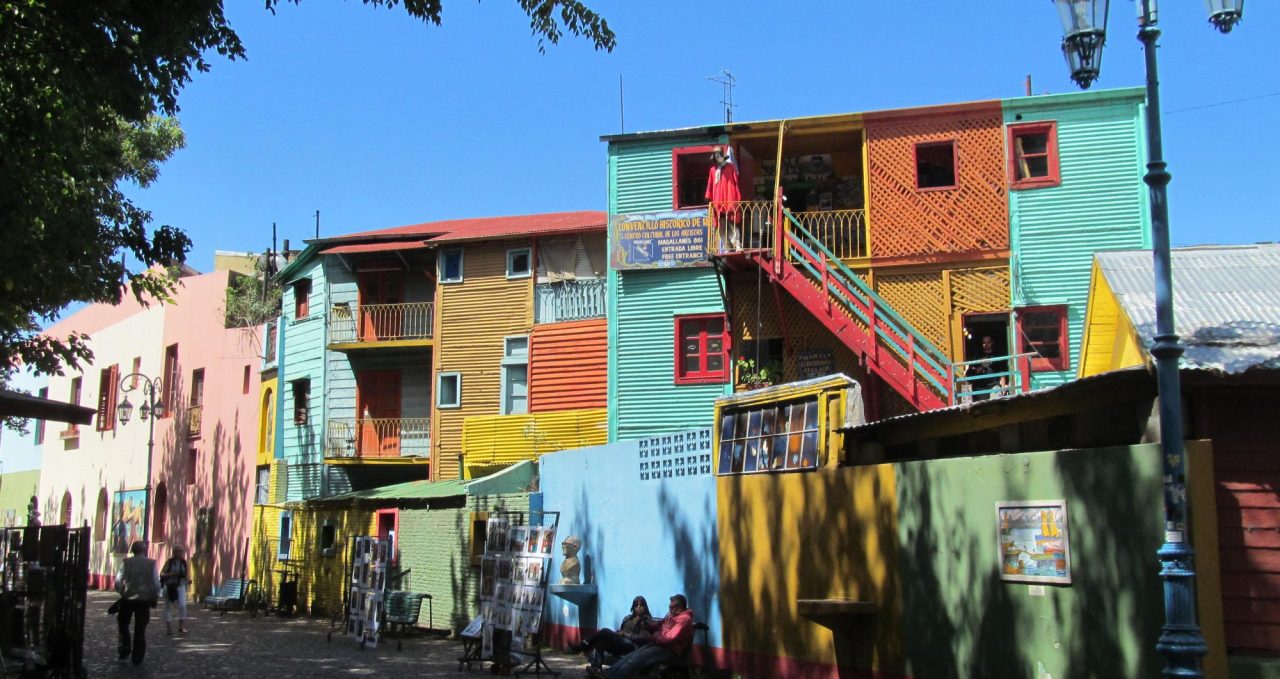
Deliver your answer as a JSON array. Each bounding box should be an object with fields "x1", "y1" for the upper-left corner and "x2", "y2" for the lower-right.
[{"x1": 962, "y1": 313, "x2": 1010, "y2": 362}]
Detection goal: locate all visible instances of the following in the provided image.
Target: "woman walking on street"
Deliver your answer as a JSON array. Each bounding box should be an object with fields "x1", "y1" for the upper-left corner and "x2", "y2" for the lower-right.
[{"x1": 160, "y1": 546, "x2": 190, "y2": 635}]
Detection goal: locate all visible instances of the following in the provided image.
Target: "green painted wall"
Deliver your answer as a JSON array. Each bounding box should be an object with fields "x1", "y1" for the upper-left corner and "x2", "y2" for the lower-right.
[
  {"x1": 896, "y1": 443, "x2": 1165, "y2": 678},
  {"x1": 396, "y1": 491, "x2": 530, "y2": 631},
  {"x1": 0, "y1": 469, "x2": 39, "y2": 524},
  {"x1": 1004, "y1": 88, "x2": 1151, "y2": 390}
]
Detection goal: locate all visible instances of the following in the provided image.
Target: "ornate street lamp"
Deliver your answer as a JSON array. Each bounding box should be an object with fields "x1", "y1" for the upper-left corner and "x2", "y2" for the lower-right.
[
  {"x1": 1052, "y1": 0, "x2": 1242, "y2": 676},
  {"x1": 117, "y1": 374, "x2": 164, "y2": 545}
]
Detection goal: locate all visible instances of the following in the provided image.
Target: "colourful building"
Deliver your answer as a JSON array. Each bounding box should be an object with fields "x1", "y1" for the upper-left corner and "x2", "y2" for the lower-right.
[{"x1": 36, "y1": 265, "x2": 261, "y2": 594}]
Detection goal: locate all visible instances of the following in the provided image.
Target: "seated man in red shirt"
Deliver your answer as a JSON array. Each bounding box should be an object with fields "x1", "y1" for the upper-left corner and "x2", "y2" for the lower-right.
[{"x1": 589, "y1": 594, "x2": 695, "y2": 679}]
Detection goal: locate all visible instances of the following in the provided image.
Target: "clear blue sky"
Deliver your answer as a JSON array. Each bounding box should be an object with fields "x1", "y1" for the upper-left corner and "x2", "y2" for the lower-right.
[{"x1": 126, "y1": 1, "x2": 1277, "y2": 273}]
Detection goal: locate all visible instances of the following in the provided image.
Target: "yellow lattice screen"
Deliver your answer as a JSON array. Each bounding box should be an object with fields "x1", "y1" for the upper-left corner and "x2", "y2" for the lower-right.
[
  {"x1": 950, "y1": 267, "x2": 1010, "y2": 315},
  {"x1": 873, "y1": 271, "x2": 949, "y2": 351},
  {"x1": 866, "y1": 106, "x2": 1009, "y2": 258}
]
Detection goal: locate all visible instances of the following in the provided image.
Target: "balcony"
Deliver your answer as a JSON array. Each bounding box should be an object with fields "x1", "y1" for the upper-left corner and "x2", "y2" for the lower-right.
[
  {"x1": 707, "y1": 201, "x2": 868, "y2": 260},
  {"x1": 328, "y1": 302, "x2": 434, "y2": 349},
  {"x1": 534, "y1": 279, "x2": 606, "y2": 324},
  {"x1": 187, "y1": 404, "x2": 203, "y2": 438},
  {"x1": 324, "y1": 417, "x2": 430, "y2": 461}
]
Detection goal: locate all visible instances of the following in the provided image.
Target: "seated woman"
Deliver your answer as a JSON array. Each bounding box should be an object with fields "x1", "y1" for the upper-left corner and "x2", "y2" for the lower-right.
[{"x1": 570, "y1": 596, "x2": 653, "y2": 667}]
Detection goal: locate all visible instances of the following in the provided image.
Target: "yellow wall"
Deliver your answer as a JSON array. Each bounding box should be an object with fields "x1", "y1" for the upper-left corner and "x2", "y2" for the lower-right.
[
  {"x1": 257, "y1": 377, "x2": 278, "y2": 467},
  {"x1": 433, "y1": 240, "x2": 534, "y2": 480},
  {"x1": 716, "y1": 465, "x2": 904, "y2": 672},
  {"x1": 1078, "y1": 262, "x2": 1146, "y2": 377},
  {"x1": 462, "y1": 407, "x2": 606, "y2": 478}
]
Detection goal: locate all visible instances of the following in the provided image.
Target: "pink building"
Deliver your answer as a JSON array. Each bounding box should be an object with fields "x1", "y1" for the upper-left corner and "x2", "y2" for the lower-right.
[{"x1": 38, "y1": 266, "x2": 261, "y2": 595}]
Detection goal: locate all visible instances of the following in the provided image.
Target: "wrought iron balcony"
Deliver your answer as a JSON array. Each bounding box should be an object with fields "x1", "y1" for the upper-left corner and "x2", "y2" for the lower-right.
[
  {"x1": 708, "y1": 201, "x2": 868, "y2": 260},
  {"x1": 328, "y1": 302, "x2": 434, "y2": 345},
  {"x1": 324, "y1": 417, "x2": 431, "y2": 459},
  {"x1": 534, "y1": 279, "x2": 607, "y2": 324}
]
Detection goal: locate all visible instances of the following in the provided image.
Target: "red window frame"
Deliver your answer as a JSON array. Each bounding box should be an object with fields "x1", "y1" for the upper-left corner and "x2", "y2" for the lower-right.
[
  {"x1": 913, "y1": 140, "x2": 958, "y2": 191},
  {"x1": 1016, "y1": 305, "x2": 1070, "y2": 372},
  {"x1": 674, "y1": 313, "x2": 730, "y2": 385},
  {"x1": 671, "y1": 145, "x2": 718, "y2": 209},
  {"x1": 1008, "y1": 121, "x2": 1061, "y2": 189},
  {"x1": 293, "y1": 279, "x2": 312, "y2": 319}
]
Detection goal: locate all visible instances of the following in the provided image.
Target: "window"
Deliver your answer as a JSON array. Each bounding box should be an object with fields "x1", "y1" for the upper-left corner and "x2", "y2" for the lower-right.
[
  {"x1": 506, "y1": 248, "x2": 532, "y2": 279},
  {"x1": 153, "y1": 483, "x2": 168, "y2": 542},
  {"x1": 501, "y1": 336, "x2": 529, "y2": 415},
  {"x1": 469, "y1": 511, "x2": 489, "y2": 566},
  {"x1": 292, "y1": 378, "x2": 310, "y2": 425},
  {"x1": 440, "y1": 249, "x2": 464, "y2": 283},
  {"x1": 319, "y1": 519, "x2": 337, "y2": 556},
  {"x1": 437, "y1": 372, "x2": 461, "y2": 409},
  {"x1": 195, "y1": 507, "x2": 214, "y2": 554},
  {"x1": 163, "y1": 344, "x2": 179, "y2": 416},
  {"x1": 131, "y1": 357, "x2": 141, "y2": 386},
  {"x1": 187, "y1": 447, "x2": 198, "y2": 485},
  {"x1": 293, "y1": 278, "x2": 312, "y2": 319},
  {"x1": 243, "y1": 365, "x2": 252, "y2": 394},
  {"x1": 190, "y1": 368, "x2": 204, "y2": 407},
  {"x1": 671, "y1": 145, "x2": 717, "y2": 209},
  {"x1": 1008, "y1": 121, "x2": 1061, "y2": 189},
  {"x1": 34, "y1": 387, "x2": 47, "y2": 444},
  {"x1": 94, "y1": 489, "x2": 109, "y2": 540},
  {"x1": 674, "y1": 314, "x2": 729, "y2": 384},
  {"x1": 1016, "y1": 305, "x2": 1070, "y2": 372},
  {"x1": 63, "y1": 377, "x2": 82, "y2": 436},
  {"x1": 717, "y1": 398, "x2": 821, "y2": 475},
  {"x1": 255, "y1": 465, "x2": 271, "y2": 504},
  {"x1": 278, "y1": 511, "x2": 293, "y2": 560},
  {"x1": 96, "y1": 365, "x2": 119, "y2": 432},
  {"x1": 915, "y1": 141, "x2": 957, "y2": 190}
]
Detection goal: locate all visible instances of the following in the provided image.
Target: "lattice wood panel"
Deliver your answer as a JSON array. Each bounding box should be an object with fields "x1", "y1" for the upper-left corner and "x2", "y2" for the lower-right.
[
  {"x1": 873, "y1": 272, "x2": 949, "y2": 351},
  {"x1": 950, "y1": 266, "x2": 1011, "y2": 314},
  {"x1": 866, "y1": 106, "x2": 1009, "y2": 257}
]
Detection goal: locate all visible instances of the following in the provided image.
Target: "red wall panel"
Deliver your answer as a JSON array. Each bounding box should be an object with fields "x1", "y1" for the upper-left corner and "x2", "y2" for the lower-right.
[{"x1": 529, "y1": 319, "x2": 607, "y2": 412}]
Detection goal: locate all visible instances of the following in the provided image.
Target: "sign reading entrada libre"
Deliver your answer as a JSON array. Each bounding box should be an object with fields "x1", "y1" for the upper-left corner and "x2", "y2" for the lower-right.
[{"x1": 609, "y1": 210, "x2": 711, "y2": 270}]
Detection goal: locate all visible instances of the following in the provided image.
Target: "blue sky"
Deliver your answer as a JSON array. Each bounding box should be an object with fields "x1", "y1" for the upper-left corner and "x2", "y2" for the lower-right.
[{"x1": 131, "y1": 1, "x2": 1276, "y2": 272}]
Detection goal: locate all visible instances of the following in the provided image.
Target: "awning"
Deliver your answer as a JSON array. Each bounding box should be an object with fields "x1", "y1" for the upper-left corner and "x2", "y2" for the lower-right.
[
  {"x1": 319, "y1": 241, "x2": 430, "y2": 255},
  {"x1": 0, "y1": 389, "x2": 95, "y2": 424}
]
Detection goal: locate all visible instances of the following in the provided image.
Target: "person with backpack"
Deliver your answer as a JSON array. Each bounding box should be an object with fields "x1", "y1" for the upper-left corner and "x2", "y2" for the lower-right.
[
  {"x1": 160, "y1": 546, "x2": 190, "y2": 635},
  {"x1": 114, "y1": 540, "x2": 161, "y2": 665}
]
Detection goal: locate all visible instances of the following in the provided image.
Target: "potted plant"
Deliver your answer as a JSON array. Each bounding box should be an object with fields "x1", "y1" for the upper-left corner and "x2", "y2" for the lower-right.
[{"x1": 735, "y1": 357, "x2": 783, "y2": 391}]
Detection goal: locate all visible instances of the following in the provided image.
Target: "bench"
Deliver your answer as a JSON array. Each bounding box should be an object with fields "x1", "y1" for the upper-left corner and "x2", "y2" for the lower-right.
[
  {"x1": 203, "y1": 578, "x2": 247, "y2": 615},
  {"x1": 652, "y1": 621, "x2": 710, "y2": 679},
  {"x1": 383, "y1": 591, "x2": 428, "y2": 651}
]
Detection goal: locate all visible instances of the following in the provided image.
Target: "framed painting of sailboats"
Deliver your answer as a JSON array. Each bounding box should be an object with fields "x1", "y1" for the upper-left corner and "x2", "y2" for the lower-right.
[{"x1": 995, "y1": 500, "x2": 1072, "y2": 584}]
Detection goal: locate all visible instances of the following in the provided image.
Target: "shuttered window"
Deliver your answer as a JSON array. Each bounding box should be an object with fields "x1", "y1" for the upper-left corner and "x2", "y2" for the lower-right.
[{"x1": 96, "y1": 365, "x2": 119, "y2": 431}]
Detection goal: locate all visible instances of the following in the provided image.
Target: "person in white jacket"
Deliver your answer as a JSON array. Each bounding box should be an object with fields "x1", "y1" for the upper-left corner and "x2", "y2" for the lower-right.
[{"x1": 114, "y1": 541, "x2": 161, "y2": 665}]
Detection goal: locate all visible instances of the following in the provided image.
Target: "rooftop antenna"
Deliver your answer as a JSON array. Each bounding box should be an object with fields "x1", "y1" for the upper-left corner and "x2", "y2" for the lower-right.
[
  {"x1": 314, "y1": 210, "x2": 320, "y2": 239},
  {"x1": 618, "y1": 74, "x2": 625, "y2": 133},
  {"x1": 706, "y1": 70, "x2": 737, "y2": 123}
]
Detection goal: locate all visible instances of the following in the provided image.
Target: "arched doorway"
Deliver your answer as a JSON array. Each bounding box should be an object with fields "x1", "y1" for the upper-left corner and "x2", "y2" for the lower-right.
[
  {"x1": 60, "y1": 491, "x2": 72, "y2": 527},
  {"x1": 153, "y1": 483, "x2": 167, "y2": 543},
  {"x1": 94, "y1": 488, "x2": 109, "y2": 541}
]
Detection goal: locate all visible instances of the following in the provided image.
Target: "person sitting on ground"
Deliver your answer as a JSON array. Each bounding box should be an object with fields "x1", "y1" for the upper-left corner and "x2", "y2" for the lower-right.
[
  {"x1": 570, "y1": 595, "x2": 653, "y2": 668},
  {"x1": 588, "y1": 594, "x2": 695, "y2": 679}
]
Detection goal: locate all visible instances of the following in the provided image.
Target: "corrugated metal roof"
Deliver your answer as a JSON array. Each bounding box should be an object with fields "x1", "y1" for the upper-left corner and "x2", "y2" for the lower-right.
[
  {"x1": 1097, "y1": 244, "x2": 1280, "y2": 373},
  {"x1": 315, "y1": 460, "x2": 536, "y2": 503},
  {"x1": 328, "y1": 211, "x2": 606, "y2": 244},
  {"x1": 319, "y1": 241, "x2": 429, "y2": 255}
]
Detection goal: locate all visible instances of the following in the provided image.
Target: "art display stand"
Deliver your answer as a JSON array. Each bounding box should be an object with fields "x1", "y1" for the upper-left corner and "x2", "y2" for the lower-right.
[
  {"x1": 327, "y1": 535, "x2": 392, "y2": 650},
  {"x1": 477, "y1": 510, "x2": 560, "y2": 678}
]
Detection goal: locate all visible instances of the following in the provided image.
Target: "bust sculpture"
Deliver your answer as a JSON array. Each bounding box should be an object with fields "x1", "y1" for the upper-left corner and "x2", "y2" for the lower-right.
[{"x1": 559, "y1": 535, "x2": 582, "y2": 585}]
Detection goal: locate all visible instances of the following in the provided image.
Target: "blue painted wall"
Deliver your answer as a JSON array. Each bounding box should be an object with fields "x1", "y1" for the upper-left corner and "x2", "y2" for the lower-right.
[
  {"x1": 280, "y1": 254, "x2": 328, "y2": 500},
  {"x1": 540, "y1": 434, "x2": 722, "y2": 649},
  {"x1": 1005, "y1": 87, "x2": 1150, "y2": 389}
]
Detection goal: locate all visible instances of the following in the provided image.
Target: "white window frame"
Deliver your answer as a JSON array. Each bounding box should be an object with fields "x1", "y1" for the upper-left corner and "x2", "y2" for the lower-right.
[
  {"x1": 437, "y1": 372, "x2": 462, "y2": 409},
  {"x1": 440, "y1": 248, "x2": 464, "y2": 284},
  {"x1": 278, "y1": 510, "x2": 293, "y2": 560},
  {"x1": 500, "y1": 335, "x2": 530, "y2": 415},
  {"x1": 506, "y1": 247, "x2": 532, "y2": 279}
]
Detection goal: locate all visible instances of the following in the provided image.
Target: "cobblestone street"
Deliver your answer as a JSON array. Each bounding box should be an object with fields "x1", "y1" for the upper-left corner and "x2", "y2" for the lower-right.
[{"x1": 82, "y1": 592, "x2": 583, "y2": 678}]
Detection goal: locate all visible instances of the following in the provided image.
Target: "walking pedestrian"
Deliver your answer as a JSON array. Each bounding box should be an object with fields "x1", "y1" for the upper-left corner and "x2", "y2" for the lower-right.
[
  {"x1": 160, "y1": 546, "x2": 190, "y2": 635},
  {"x1": 115, "y1": 540, "x2": 161, "y2": 665}
]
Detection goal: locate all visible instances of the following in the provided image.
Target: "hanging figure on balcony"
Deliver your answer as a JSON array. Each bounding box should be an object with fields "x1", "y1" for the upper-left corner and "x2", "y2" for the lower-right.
[{"x1": 706, "y1": 145, "x2": 742, "y2": 250}]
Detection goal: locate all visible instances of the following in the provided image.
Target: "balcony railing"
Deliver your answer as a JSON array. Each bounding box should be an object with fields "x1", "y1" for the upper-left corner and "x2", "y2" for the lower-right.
[
  {"x1": 328, "y1": 302, "x2": 434, "y2": 344},
  {"x1": 325, "y1": 417, "x2": 431, "y2": 459},
  {"x1": 187, "y1": 404, "x2": 203, "y2": 438},
  {"x1": 708, "y1": 200, "x2": 868, "y2": 260},
  {"x1": 534, "y1": 280, "x2": 607, "y2": 324}
]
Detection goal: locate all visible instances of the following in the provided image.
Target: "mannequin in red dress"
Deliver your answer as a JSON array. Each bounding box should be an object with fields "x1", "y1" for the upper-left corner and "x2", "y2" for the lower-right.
[{"x1": 705, "y1": 146, "x2": 742, "y2": 249}]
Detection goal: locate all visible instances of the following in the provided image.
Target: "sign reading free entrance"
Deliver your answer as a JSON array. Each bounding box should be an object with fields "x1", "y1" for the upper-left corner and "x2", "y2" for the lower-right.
[{"x1": 609, "y1": 209, "x2": 712, "y2": 270}]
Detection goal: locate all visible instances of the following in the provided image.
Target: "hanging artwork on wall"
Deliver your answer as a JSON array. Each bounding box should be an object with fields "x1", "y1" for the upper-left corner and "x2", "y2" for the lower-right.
[
  {"x1": 111, "y1": 489, "x2": 147, "y2": 554},
  {"x1": 996, "y1": 500, "x2": 1072, "y2": 584}
]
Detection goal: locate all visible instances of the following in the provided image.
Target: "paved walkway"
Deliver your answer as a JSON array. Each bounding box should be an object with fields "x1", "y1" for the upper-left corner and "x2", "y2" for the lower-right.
[{"x1": 83, "y1": 592, "x2": 584, "y2": 678}]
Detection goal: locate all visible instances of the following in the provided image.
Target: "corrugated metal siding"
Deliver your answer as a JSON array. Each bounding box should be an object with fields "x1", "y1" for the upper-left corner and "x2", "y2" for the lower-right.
[
  {"x1": 529, "y1": 319, "x2": 607, "y2": 412},
  {"x1": 609, "y1": 137, "x2": 710, "y2": 214},
  {"x1": 280, "y1": 257, "x2": 327, "y2": 500},
  {"x1": 613, "y1": 268, "x2": 727, "y2": 441},
  {"x1": 285, "y1": 461, "x2": 326, "y2": 500},
  {"x1": 435, "y1": 242, "x2": 534, "y2": 481},
  {"x1": 1005, "y1": 98, "x2": 1148, "y2": 390},
  {"x1": 462, "y1": 408, "x2": 607, "y2": 472}
]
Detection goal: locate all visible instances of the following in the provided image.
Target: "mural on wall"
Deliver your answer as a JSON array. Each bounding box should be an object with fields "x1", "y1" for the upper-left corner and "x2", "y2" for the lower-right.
[
  {"x1": 111, "y1": 489, "x2": 147, "y2": 554},
  {"x1": 997, "y1": 500, "x2": 1072, "y2": 584}
]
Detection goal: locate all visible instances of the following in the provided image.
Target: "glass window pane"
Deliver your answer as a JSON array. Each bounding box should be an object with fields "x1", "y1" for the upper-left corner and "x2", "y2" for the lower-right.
[
  {"x1": 683, "y1": 355, "x2": 700, "y2": 374},
  {"x1": 706, "y1": 354, "x2": 723, "y2": 373},
  {"x1": 800, "y1": 430, "x2": 819, "y2": 468},
  {"x1": 1019, "y1": 132, "x2": 1048, "y2": 155},
  {"x1": 719, "y1": 413, "x2": 736, "y2": 440},
  {"x1": 1025, "y1": 156, "x2": 1050, "y2": 178},
  {"x1": 717, "y1": 440, "x2": 734, "y2": 475},
  {"x1": 769, "y1": 434, "x2": 788, "y2": 470},
  {"x1": 706, "y1": 337, "x2": 723, "y2": 354},
  {"x1": 803, "y1": 400, "x2": 819, "y2": 430},
  {"x1": 761, "y1": 407, "x2": 777, "y2": 437},
  {"x1": 747, "y1": 410, "x2": 762, "y2": 438},
  {"x1": 735, "y1": 412, "x2": 749, "y2": 440},
  {"x1": 743, "y1": 439, "x2": 760, "y2": 473},
  {"x1": 730, "y1": 440, "x2": 746, "y2": 474}
]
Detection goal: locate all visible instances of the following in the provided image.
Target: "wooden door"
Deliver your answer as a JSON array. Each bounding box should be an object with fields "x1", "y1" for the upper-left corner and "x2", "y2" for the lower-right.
[
  {"x1": 358, "y1": 269, "x2": 404, "y2": 341},
  {"x1": 357, "y1": 370, "x2": 401, "y2": 456}
]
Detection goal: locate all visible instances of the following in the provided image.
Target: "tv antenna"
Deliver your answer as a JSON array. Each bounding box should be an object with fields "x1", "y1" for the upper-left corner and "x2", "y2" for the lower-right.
[{"x1": 706, "y1": 70, "x2": 737, "y2": 123}]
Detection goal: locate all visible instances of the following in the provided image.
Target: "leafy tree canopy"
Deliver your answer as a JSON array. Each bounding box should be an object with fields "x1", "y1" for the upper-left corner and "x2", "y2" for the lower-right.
[{"x1": 0, "y1": 0, "x2": 613, "y2": 382}]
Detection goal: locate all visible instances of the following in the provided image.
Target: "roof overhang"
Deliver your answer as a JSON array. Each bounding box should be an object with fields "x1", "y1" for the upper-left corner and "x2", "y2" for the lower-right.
[{"x1": 0, "y1": 389, "x2": 95, "y2": 424}]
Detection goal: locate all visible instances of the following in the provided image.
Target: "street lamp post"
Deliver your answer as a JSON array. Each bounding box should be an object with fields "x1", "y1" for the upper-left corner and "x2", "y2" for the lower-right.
[
  {"x1": 116, "y1": 373, "x2": 165, "y2": 546},
  {"x1": 1052, "y1": 0, "x2": 1243, "y2": 676}
]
